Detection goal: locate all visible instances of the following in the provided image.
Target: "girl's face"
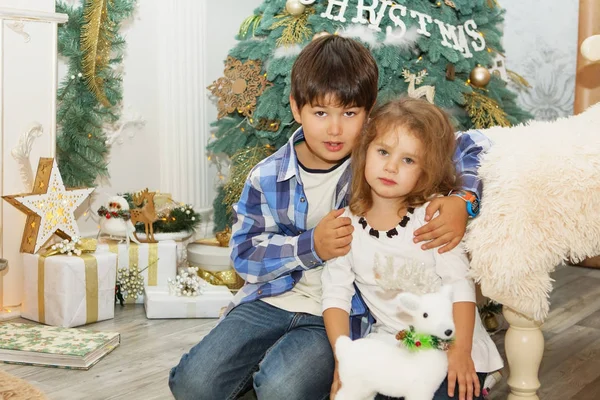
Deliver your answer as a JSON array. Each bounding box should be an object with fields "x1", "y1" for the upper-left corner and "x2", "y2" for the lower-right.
[{"x1": 364, "y1": 126, "x2": 424, "y2": 203}]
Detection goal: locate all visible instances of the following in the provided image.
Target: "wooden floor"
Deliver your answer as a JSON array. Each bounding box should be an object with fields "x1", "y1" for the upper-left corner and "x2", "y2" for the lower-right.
[
  {"x1": 2, "y1": 263, "x2": 600, "y2": 399},
  {"x1": 0, "y1": 306, "x2": 219, "y2": 399}
]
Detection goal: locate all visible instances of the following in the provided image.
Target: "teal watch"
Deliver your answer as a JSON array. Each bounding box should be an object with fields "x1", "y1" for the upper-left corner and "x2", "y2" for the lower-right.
[{"x1": 450, "y1": 190, "x2": 480, "y2": 217}]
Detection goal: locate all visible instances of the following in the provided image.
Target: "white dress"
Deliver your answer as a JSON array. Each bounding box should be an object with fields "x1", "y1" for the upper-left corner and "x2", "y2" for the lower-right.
[{"x1": 321, "y1": 205, "x2": 504, "y2": 373}]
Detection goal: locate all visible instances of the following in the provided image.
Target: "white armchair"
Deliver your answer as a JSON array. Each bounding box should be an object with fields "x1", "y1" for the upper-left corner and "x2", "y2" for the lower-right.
[{"x1": 465, "y1": 104, "x2": 600, "y2": 399}]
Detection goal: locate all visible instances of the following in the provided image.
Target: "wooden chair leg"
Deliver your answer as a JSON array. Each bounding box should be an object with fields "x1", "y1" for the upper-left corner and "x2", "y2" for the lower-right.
[{"x1": 503, "y1": 306, "x2": 544, "y2": 399}]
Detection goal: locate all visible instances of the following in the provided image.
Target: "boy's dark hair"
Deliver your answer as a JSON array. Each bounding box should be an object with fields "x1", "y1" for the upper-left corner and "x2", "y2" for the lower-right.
[
  {"x1": 350, "y1": 97, "x2": 458, "y2": 216},
  {"x1": 291, "y1": 35, "x2": 379, "y2": 111}
]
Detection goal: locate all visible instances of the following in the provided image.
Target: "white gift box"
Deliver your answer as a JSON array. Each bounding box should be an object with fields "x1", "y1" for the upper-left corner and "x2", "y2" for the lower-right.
[
  {"x1": 187, "y1": 243, "x2": 231, "y2": 272},
  {"x1": 22, "y1": 253, "x2": 117, "y2": 328},
  {"x1": 144, "y1": 285, "x2": 233, "y2": 319},
  {"x1": 96, "y1": 240, "x2": 177, "y2": 303}
]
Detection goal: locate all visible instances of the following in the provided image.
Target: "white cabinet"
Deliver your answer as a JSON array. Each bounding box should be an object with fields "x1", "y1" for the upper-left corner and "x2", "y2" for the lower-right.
[{"x1": 0, "y1": 2, "x2": 67, "y2": 310}]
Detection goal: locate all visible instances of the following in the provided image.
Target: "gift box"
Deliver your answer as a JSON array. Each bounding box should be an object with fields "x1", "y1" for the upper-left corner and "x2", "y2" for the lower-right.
[
  {"x1": 144, "y1": 285, "x2": 233, "y2": 319},
  {"x1": 187, "y1": 243, "x2": 244, "y2": 290},
  {"x1": 22, "y1": 252, "x2": 117, "y2": 328},
  {"x1": 96, "y1": 240, "x2": 177, "y2": 303}
]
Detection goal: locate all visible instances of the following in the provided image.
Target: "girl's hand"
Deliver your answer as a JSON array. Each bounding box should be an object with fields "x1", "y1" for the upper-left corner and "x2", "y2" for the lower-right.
[
  {"x1": 330, "y1": 365, "x2": 341, "y2": 399},
  {"x1": 447, "y1": 347, "x2": 480, "y2": 400},
  {"x1": 413, "y1": 196, "x2": 468, "y2": 253}
]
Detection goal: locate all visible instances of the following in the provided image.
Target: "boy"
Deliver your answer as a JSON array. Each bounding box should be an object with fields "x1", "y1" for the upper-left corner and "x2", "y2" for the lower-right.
[{"x1": 170, "y1": 35, "x2": 489, "y2": 400}]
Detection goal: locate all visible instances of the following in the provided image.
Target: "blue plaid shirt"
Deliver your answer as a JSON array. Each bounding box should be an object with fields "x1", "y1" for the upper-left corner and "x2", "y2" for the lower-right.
[{"x1": 226, "y1": 127, "x2": 492, "y2": 339}]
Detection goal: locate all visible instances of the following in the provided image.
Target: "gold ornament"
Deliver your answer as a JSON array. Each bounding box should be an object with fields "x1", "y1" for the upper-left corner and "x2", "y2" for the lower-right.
[
  {"x1": 81, "y1": 0, "x2": 114, "y2": 107},
  {"x1": 2, "y1": 158, "x2": 94, "y2": 253},
  {"x1": 271, "y1": 7, "x2": 315, "y2": 47},
  {"x1": 483, "y1": 314, "x2": 500, "y2": 331},
  {"x1": 464, "y1": 91, "x2": 511, "y2": 129},
  {"x1": 313, "y1": 31, "x2": 331, "y2": 41},
  {"x1": 215, "y1": 227, "x2": 232, "y2": 247},
  {"x1": 207, "y1": 56, "x2": 272, "y2": 119},
  {"x1": 469, "y1": 66, "x2": 492, "y2": 88},
  {"x1": 285, "y1": 0, "x2": 306, "y2": 16}
]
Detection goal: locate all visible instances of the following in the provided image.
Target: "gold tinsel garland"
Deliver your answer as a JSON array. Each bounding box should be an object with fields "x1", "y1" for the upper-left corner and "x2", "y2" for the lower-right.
[
  {"x1": 223, "y1": 146, "x2": 275, "y2": 213},
  {"x1": 271, "y1": 7, "x2": 315, "y2": 47},
  {"x1": 81, "y1": 0, "x2": 114, "y2": 107},
  {"x1": 464, "y1": 91, "x2": 511, "y2": 129}
]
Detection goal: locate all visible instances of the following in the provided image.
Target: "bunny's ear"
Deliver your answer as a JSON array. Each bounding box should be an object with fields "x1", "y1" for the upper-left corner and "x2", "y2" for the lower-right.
[
  {"x1": 397, "y1": 292, "x2": 420, "y2": 316},
  {"x1": 440, "y1": 285, "x2": 454, "y2": 300}
]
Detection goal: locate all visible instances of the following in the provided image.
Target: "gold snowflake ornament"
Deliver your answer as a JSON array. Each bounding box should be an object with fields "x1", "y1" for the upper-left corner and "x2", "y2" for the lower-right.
[{"x1": 207, "y1": 56, "x2": 272, "y2": 119}]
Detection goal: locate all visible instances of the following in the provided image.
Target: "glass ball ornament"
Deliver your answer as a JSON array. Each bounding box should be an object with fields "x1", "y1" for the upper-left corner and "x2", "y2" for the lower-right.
[
  {"x1": 285, "y1": 0, "x2": 306, "y2": 16},
  {"x1": 469, "y1": 66, "x2": 491, "y2": 88}
]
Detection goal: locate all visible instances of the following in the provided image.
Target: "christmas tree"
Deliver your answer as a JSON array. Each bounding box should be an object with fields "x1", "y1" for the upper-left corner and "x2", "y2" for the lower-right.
[{"x1": 207, "y1": 0, "x2": 531, "y2": 232}]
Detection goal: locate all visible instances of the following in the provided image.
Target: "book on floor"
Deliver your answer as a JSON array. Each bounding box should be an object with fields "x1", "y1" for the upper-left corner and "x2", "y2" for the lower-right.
[{"x1": 0, "y1": 323, "x2": 120, "y2": 370}]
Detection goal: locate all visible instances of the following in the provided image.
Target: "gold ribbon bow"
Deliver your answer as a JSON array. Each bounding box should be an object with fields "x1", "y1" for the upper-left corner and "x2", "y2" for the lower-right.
[{"x1": 196, "y1": 268, "x2": 244, "y2": 291}]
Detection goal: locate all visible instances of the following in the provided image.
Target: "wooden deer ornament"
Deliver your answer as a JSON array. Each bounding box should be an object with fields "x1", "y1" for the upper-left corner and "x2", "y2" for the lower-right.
[
  {"x1": 402, "y1": 69, "x2": 436, "y2": 104},
  {"x1": 130, "y1": 189, "x2": 158, "y2": 243}
]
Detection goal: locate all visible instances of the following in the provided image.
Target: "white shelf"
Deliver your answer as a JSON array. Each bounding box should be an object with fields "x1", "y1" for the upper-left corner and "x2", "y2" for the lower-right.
[{"x1": 0, "y1": 7, "x2": 68, "y2": 23}]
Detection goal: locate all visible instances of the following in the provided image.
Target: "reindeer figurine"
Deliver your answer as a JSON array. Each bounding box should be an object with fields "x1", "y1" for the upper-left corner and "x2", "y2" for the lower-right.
[
  {"x1": 402, "y1": 69, "x2": 436, "y2": 104},
  {"x1": 130, "y1": 189, "x2": 159, "y2": 243}
]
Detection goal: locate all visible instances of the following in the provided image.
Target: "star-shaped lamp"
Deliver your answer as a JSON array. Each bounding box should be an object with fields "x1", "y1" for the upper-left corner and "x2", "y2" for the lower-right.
[{"x1": 2, "y1": 158, "x2": 94, "y2": 253}]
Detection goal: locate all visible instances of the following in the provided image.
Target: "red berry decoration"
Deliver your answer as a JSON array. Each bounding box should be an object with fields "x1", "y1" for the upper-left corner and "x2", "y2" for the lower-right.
[
  {"x1": 106, "y1": 214, "x2": 111, "y2": 219},
  {"x1": 415, "y1": 341, "x2": 422, "y2": 347}
]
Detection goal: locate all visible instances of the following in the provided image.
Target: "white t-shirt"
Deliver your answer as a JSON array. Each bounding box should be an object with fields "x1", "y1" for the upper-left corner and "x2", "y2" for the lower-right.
[
  {"x1": 262, "y1": 157, "x2": 351, "y2": 316},
  {"x1": 321, "y1": 205, "x2": 504, "y2": 373}
]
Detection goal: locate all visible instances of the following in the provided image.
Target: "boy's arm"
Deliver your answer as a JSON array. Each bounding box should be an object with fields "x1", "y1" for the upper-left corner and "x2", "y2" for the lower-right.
[
  {"x1": 413, "y1": 130, "x2": 492, "y2": 253},
  {"x1": 452, "y1": 129, "x2": 493, "y2": 200},
  {"x1": 230, "y1": 176, "x2": 321, "y2": 284}
]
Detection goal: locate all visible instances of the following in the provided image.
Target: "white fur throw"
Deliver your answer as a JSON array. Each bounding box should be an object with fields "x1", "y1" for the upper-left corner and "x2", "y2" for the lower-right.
[{"x1": 465, "y1": 103, "x2": 600, "y2": 322}]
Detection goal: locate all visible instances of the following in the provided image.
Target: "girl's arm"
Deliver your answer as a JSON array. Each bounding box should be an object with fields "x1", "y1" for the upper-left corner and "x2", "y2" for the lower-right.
[
  {"x1": 448, "y1": 302, "x2": 480, "y2": 400},
  {"x1": 321, "y1": 250, "x2": 356, "y2": 345},
  {"x1": 433, "y1": 243, "x2": 480, "y2": 400},
  {"x1": 322, "y1": 250, "x2": 356, "y2": 399},
  {"x1": 323, "y1": 308, "x2": 351, "y2": 351}
]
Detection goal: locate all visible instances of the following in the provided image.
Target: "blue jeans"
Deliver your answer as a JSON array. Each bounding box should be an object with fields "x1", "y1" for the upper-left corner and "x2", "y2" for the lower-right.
[
  {"x1": 169, "y1": 300, "x2": 334, "y2": 400},
  {"x1": 375, "y1": 373, "x2": 487, "y2": 400}
]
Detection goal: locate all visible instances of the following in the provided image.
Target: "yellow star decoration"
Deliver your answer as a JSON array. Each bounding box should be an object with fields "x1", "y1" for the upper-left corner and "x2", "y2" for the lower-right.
[
  {"x1": 207, "y1": 56, "x2": 272, "y2": 119},
  {"x1": 2, "y1": 158, "x2": 94, "y2": 253}
]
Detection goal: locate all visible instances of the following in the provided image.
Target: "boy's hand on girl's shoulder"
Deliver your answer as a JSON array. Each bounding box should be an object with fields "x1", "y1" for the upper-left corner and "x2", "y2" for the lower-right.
[
  {"x1": 314, "y1": 209, "x2": 353, "y2": 261},
  {"x1": 413, "y1": 197, "x2": 468, "y2": 254}
]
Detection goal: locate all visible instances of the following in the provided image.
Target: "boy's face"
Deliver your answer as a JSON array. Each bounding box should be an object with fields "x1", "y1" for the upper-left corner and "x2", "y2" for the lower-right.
[
  {"x1": 365, "y1": 127, "x2": 423, "y2": 203},
  {"x1": 290, "y1": 95, "x2": 367, "y2": 170}
]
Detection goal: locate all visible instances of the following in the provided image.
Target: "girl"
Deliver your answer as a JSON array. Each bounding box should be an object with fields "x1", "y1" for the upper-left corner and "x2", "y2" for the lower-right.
[{"x1": 321, "y1": 98, "x2": 503, "y2": 400}]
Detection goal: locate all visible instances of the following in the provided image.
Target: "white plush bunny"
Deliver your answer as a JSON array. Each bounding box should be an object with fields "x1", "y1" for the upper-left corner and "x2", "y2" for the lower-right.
[{"x1": 335, "y1": 285, "x2": 455, "y2": 400}]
